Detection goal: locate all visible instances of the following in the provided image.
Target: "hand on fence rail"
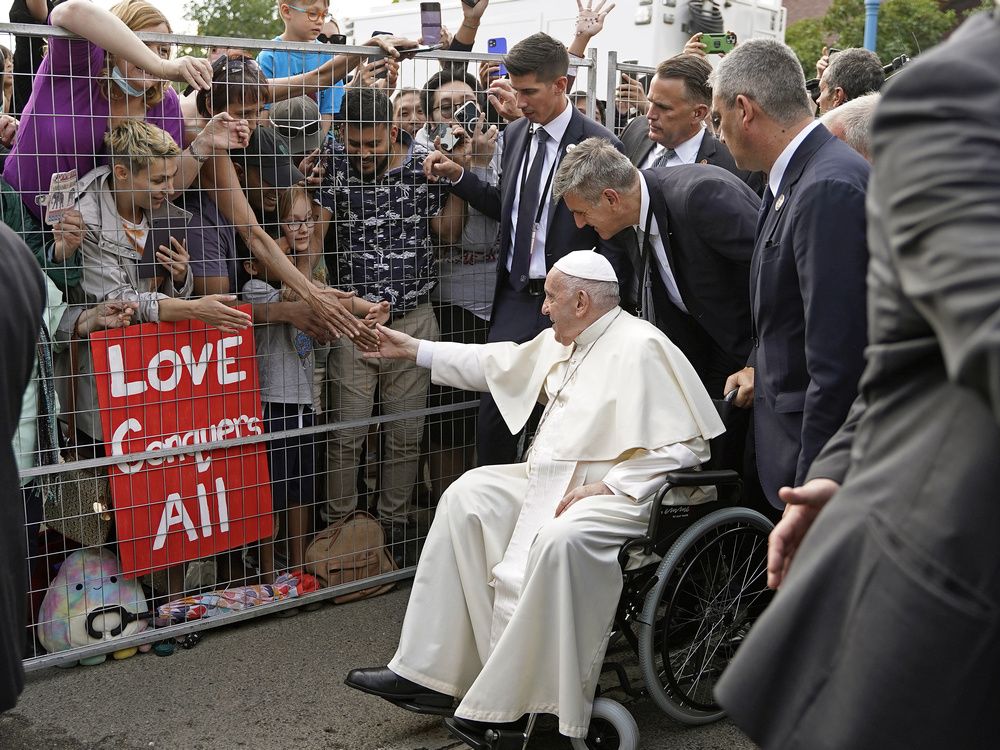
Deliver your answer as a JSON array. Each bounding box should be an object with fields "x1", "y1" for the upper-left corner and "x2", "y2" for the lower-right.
[
  {"x1": 486, "y1": 79, "x2": 522, "y2": 122},
  {"x1": 193, "y1": 112, "x2": 252, "y2": 156},
  {"x1": 422, "y1": 150, "x2": 464, "y2": 184},
  {"x1": 615, "y1": 74, "x2": 649, "y2": 116},
  {"x1": 0, "y1": 114, "x2": 18, "y2": 147}
]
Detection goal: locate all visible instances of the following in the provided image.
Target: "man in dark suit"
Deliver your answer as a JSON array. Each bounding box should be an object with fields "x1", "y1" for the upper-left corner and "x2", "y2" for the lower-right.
[
  {"x1": 553, "y1": 137, "x2": 757, "y2": 396},
  {"x1": 0, "y1": 224, "x2": 45, "y2": 712},
  {"x1": 718, "y1": 10, "x2": 1000, "y2": 746},
  {"x1": 708, "y1": 38, "x2": 869, "y2": 510},
  {"x1": 619, "y1": 54, "x2": 764, "y2": 194},
  {"x1": 424, "y1": 32, "x2": 629, "y2": 465}
]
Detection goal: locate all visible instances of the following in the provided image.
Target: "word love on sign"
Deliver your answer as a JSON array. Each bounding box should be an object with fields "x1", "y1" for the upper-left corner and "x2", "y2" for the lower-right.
[{"x1": 91, "y1": 309, "x2": 273, "y2": 578}]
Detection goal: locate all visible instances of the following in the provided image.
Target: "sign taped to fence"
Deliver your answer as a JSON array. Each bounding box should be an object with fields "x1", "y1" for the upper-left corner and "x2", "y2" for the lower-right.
[{"x1": 90, "y1": 307, "x2": 273, "y2": 578}]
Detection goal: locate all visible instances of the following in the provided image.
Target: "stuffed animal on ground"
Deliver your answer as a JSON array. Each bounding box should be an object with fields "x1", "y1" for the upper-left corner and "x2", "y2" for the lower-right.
[{"x1": 37, "y1": 548, "x2": 151, "y2": 665}]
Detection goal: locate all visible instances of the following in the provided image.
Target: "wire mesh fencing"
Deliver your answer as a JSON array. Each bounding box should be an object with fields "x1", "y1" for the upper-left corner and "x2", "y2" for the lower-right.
[{"x1": 0, "y1": 17, "x2": 596, "y2": 670}]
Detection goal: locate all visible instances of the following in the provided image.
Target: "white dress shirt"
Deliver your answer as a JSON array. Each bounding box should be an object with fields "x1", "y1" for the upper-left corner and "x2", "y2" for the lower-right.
[
  {"x1": 768, "y1": 119, "x2": 823, "y2": 197},
  {"x1": 640, "y1": 126, "x2": 707, "y2": 170},
  {"x1": 506, "y1": 100, "x2": 575, "y2": 279},
  {"x1": 638, "y1": 175, "x2": 688, "y2": 313}
]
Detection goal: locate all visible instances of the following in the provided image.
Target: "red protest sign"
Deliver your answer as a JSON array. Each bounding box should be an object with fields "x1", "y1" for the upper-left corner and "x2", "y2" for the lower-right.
[{"x1": 90, "y1": 308, "x2": 273, "y2": 578}]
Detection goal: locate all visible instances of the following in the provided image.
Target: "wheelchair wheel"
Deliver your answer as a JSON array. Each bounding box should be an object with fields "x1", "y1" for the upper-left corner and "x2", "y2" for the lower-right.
[
  {"x1": 637, "y1": 506, "x2": 773, "y2": 725},
  {"x1": 570, "y1": 698, "x2": 639, "y2": 750}
]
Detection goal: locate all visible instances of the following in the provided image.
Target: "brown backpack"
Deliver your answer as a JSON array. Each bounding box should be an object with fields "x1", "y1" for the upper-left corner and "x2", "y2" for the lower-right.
[{"x1": 304, "y1": 511, "x2": 398, "y2": 604}]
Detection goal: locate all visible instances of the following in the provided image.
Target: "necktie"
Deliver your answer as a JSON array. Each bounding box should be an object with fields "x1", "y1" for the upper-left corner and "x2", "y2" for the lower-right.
[
  {"x1": 652, "y1": 147, "x2": 677, "y2": 168},
  {"x1": 511, "y1": 128, "x2": 550, "y2": 291},
  {"x1": 756, "y1": 187, "x2": 774, "y2": 237}
]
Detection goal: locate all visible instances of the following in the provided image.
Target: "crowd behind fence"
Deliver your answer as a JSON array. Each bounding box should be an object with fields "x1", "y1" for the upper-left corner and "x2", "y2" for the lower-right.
[{"x1": 0, "y1": 13, "x2": 606, "y2": 670}]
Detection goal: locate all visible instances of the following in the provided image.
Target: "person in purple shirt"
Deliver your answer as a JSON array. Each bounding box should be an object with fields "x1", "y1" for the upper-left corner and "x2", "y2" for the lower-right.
[{"x1": 2, "y1": 0, "x2": 239, "y2": 221}]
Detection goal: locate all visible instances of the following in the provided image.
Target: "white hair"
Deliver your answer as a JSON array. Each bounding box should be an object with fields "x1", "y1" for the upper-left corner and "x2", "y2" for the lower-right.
[
  {"x1": 557, "y1": 271, "x2": 621, "y2": 311},
  {"x1": 821, "y1": 92, "x2": 880, "y2": 160}
]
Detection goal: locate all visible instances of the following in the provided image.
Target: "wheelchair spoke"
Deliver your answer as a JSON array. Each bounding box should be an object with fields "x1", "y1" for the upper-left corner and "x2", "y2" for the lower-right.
[{"x1": 652, "y1": 521, "x2": 774, "y2": 713}]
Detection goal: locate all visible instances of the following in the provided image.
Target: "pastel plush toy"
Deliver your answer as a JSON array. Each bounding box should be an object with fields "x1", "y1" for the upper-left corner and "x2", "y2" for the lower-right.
[{"x1": 38, "y1": 548, "x2": 151, "y2": 665}]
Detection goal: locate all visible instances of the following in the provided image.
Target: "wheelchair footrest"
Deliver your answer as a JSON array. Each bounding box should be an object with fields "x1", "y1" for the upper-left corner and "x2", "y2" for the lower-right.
[
  {"x1": 443, "y1": 718, "x2": 530, "y2": 750},
  {"x1": 390, "y1": 699, "x2": 455, "y2": 717}
]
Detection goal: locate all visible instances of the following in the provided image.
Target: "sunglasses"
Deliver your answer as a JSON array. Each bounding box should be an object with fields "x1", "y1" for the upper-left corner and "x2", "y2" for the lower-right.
[
  {"x1": 272, "y1": 119, "x2": 321, "y2": 139},
  {"x1": 213, "y1": 54, "x2": 262, "y2": 76},
  {"x1": 317, "y1": 33, "x2": 347, "y2": 45}
]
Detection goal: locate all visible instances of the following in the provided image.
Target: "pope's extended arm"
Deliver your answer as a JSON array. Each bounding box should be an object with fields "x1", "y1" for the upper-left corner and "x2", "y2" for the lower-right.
[
  {"x1": 602, "y1": 438, "x2": 709, "y2": 501},
  {"x1": 366, "y1": 324, "x2": 489, "y2": 391}
]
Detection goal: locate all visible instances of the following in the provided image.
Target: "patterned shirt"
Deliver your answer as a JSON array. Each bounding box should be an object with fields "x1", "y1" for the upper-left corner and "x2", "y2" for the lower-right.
[{"x1": 316, "y1": 135, "x2": 447, "y2": 312}]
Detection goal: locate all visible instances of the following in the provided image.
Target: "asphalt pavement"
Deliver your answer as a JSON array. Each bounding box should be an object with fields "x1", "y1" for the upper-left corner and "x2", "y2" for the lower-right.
[{"x1": 0, "y1": 585, "x2": 757, "y2": 750}]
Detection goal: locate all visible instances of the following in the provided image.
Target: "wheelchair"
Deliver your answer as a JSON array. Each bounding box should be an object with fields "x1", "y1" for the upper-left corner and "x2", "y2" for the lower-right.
[{"x1": 444, "y1": 396, "x2": 775, "y2": 750}]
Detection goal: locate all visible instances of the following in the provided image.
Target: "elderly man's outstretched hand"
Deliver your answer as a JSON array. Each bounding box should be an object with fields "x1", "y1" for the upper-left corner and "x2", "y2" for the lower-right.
[{"x1": 363, "y1": 324, "x2": 420, "y2": 362}]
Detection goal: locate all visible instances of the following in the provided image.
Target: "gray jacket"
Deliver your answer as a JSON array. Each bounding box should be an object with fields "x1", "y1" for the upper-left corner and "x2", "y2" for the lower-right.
[{"x1": 59, "y1": 167, "x2": 193, "y2": 441}]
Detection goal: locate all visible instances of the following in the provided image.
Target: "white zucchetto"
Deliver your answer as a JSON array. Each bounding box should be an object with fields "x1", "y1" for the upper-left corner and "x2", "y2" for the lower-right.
[{"x1": 553, "y1": 250, "x2": 617, "y2": 282}]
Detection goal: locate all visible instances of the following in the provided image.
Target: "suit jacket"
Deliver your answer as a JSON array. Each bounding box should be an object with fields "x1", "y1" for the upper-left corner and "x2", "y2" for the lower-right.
[
  {"x1": 717, "y1": 13, "x2": 1000, "y2": 750},
  {"x1": 620, "y1": 116, "x2": 766, "y2": 194},
  {"x1": 450, "y1": 105, "x2": 632, "y2": 323},
  {"x1": 0, "y1": 223, "x2": 44, "y2": 711},
  {"x1": 750, "y1": 124, "x2": 869, "y2": 506},
  {"x1": 638, "y1": 166, "x2": 757, "y2": 386}
]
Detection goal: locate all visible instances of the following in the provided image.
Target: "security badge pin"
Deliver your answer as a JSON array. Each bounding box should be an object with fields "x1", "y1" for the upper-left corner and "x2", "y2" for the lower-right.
[{"x1": 775, "y1": 193, "x2": 786, "y2": 211}]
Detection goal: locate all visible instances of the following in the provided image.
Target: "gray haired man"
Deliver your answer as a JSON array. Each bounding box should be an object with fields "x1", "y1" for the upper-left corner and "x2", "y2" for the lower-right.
[
  {"x1": 708, "y1": 38, "x2": 870, "y2": 510},
  {"x1": 817, "y1": 47, "x2": 884, "y2": 113},
  {"x1": 821, "y1": 92, "x2": 880, "y2": 161},
  {"x1": 554, "y1": 136, "x2": 758, "y2": 397}
]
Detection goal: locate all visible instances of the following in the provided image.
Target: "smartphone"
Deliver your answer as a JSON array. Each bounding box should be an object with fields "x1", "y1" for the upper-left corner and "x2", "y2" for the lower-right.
[
  {"x1": 139, "y1": 204, "x2": 194, "y2": 280},
  {"x1": 453, "y1": 100, "x2": 481, "y2": 137},
  {"x1": 700, "y1": 32, "x2": 737, "y2": 55},
  {"x1": 429, "y1": 122, "x2": 459, "y2": 152},
  {"x1": 370, "y1": 30, "x2": 393, "y2": 80},
  {"x1": 420, "y1": 2, "x2": 442, "y2": 45},
  {"x1": 620, "y1": 60, "x2": 638, "y2": 84},
  {"x1": 488, "y1": 37, "x2": 507, "y2": 77}
]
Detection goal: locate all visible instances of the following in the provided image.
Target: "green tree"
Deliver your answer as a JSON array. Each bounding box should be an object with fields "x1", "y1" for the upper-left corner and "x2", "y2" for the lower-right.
[
  {"x1": 785, "y1": 17, "x2": 829, "y2": 77},
  {"x1": 786, "y1": 0, "x2": 956, "y2": 73},
  {"x1": 184, "y1": 0, "x2": 282, "y2": 46}
]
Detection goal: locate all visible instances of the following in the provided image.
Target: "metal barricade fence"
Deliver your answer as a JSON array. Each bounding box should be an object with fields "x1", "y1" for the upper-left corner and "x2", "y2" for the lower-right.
[
  {"x1": 0, "y1": 21, "x2": 598, "y2": 670},
  {"x1": 604, "y1": 51, "x2": 656, "y2": 137}
]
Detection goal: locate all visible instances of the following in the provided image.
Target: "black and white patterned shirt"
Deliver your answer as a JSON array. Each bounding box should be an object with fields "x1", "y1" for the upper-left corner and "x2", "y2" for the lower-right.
[{"x1": 316, "y1": 135, "x2": 447, "y2": 313}]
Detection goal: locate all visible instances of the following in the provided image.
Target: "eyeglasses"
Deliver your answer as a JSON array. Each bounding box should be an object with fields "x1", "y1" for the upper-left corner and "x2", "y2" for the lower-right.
[
  {"x1": 283, "y1": 218, "x2": 316, "y2": 232},
  {"x1": 317, "y1": 33, "x2": 347, "y2": 45},
  {"x1": 433, "y1": 100, "x2": 477, "y2": 119},
  {"x1": 272, "y1": 119, "x2": 321, "y2": 138},
  {"x1": 285, "y1": 4, "x2": 334, "y2": 22}
]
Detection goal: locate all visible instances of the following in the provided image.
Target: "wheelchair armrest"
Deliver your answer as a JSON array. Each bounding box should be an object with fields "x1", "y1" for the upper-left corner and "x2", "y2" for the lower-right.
[
  {"x1": 658, "y1": 469, "x2": 742, "y2": 488},
  {"x1": 636, "y1": 469, "x2": 743, "y2": 555}
]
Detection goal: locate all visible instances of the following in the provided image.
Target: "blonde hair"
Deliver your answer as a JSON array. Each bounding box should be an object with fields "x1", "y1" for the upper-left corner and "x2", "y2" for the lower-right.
[
  {"x1": 103, "y1": 0, "x2": 172, "y2": 108},
  {"x1": 105, "y1": 119, "x2": 181, "y2": 174},
  {"x1": 278, "y1": 185, "x2": 312, "y2": 223}
]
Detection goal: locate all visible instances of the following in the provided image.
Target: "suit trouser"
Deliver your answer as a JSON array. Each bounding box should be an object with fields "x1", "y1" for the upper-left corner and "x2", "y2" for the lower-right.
[
  {"x1": 388, "y1": 462, "x2": 651, "y2": 738},
  {"x1": 323, "y1": 303, "x2": 439, "y2": 524},
  {"x1": 476, "y1": 283, "x2": 551, "y2": 466}
]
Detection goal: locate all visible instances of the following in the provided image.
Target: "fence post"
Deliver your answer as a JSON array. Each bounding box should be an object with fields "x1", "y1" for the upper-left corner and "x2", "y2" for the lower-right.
[
  {"x1": 605, "y1": 49, "x2": 618, "y2": 133},
  {"x1": 585, "y1": 46, "x2": 598, "y2": 121}
]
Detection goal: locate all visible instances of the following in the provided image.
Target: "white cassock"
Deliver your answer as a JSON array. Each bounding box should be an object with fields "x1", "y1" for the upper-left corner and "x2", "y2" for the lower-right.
[{"x1": 388, "y1": 307, "x2": 724, "y2": 738}]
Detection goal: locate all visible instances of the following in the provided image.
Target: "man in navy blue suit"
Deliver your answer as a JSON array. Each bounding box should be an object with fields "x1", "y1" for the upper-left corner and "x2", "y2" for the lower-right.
[
  {"x1": 424, "y1": 32, "x2": 630, "y2": 466},
  {"x1": 708, "y1": 38, "x2": 870, "y2": 510}
]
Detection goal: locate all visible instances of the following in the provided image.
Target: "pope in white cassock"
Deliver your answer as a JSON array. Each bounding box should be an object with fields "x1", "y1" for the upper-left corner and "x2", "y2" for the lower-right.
[{"x1": 345, "y1": 250, "x2": 724, "y2": 741}]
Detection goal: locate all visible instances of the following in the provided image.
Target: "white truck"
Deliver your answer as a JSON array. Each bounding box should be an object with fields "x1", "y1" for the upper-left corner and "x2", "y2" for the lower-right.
[{"x1": 337, "y1": 0, "x2": 786, "y2": 96}]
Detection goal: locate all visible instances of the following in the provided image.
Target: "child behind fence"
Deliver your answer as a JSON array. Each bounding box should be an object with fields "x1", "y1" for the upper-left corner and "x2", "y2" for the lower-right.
[{"x1": 241, "y1": 185, "x2": 318, "y2": 583}]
